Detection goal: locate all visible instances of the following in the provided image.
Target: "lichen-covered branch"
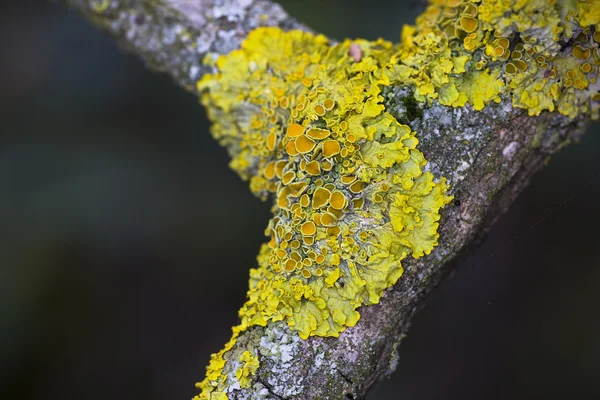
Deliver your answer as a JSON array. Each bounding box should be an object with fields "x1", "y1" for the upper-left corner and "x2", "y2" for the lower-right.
[
  {"x1": 62, "y1": 1, "x2": 598, "y2": 399},
  {"x1": 193, "y1": 104, "x2": 587, "y2": 400},
  {"x1": 60, "y1": 0, "x2": 309, "y2": 91}
]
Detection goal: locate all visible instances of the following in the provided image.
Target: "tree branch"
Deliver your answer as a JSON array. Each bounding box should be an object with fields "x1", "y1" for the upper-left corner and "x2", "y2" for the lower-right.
[
  {"x1": 61, "y1": 1, "x2": 594, "y2": 399},
  {"x1": 214, "y1": 101, "x2": 588, "y2": 400},
  {"x1": 60, "y1": 0, "x2": 309, "y2": 91}
]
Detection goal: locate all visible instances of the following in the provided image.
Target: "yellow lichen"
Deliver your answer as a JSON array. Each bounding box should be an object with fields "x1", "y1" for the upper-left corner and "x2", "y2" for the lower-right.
[
  {"x1": 194, "y1": 1, "x2": 599, "y2": 398},
  {"x1": 397, "y1": 0, "x2": 600, "y2": 117},
  {"x1": 195, "y1": 27, "x2": 451, "y2": 400},
  {"x1": 235, "y1": 351, "x2": 260, "y2": 388}
]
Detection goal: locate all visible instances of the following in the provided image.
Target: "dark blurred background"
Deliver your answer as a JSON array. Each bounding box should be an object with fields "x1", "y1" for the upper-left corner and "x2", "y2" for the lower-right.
[{"x1": 1, "y1": 1, "x2": 598, "y2": 399}]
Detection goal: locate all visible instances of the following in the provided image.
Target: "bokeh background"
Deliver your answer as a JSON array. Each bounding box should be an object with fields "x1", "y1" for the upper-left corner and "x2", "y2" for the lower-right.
[{"x1": 1, "y1": 1, "x2": 599, "y2": 399}]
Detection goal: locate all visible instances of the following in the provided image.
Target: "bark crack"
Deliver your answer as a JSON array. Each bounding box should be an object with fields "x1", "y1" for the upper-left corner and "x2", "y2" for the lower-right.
[
  {"x1": 337, "y1": 369, "x2": 353, "y2": 385},
  {"x1": 256, "y1": 377, "x2": 287, "y2": 400}
]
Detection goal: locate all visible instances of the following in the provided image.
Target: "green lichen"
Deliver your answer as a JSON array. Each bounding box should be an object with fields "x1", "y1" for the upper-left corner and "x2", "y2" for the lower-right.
[{"x1": 194, "y1": 1, "x2": 599, "y2": 399}]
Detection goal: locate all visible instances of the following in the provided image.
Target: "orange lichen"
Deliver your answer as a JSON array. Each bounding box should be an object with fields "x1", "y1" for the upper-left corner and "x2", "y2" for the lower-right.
[
  {"x1": 460, "y1": 15, "x2": 479, "y2": 33},
  {"x1": 322, "y1": 140, "x2": 341, "y2": 158},
  {"x1": 295, "y1": 134, "x2": 317, "y2": 153},
  {"x1": 329, "y1": 191, "x2": 347, "y2": 210},
  {"x1": 287, "y1": 123, "x2": 304, "y2": 137},
  {"x1": 312, "y1": 187, "x2": 331, "y2": 209},
  {"x1": 301, "y1": 221, "x2": 317, "y2": 236},
  {"x1": 306, "y1": 128, "x2": 331, "y2": 140}
]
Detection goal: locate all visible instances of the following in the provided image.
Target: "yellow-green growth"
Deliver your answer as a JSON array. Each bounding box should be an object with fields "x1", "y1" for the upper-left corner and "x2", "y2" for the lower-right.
[
  {"x1": 196, "y1": 27, "x2": 451, "y2": 400},
  {"x1": 396, "y1": 0, "x2": 600, "y2": 117},
  {"x1": 195, "y1": 1, "x2": 599, "y2": 398}
]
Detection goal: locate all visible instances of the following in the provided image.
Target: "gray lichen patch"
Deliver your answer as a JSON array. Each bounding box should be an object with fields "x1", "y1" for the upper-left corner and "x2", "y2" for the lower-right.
[
  {"x1": 502, "y1": 141, "x2": 520, "y2": 159},
  {"x1": 228, "y1": 319, "x2": 377, "y2": 399},
  {"x1": 257, "y1": 323, "x2": 305, "y2": 398}
]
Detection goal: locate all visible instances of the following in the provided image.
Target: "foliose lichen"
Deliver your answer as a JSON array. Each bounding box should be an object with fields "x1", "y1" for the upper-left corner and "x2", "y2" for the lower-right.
[
  {"x1": 397, "y1": 0, "x2": 600, "y2": 117},
  {"x1": 194, "y1": 1, "x2": 599, "y2": 398},
  {"x1": 195, "y1": 27, "x2": 451, "y2": 399}
]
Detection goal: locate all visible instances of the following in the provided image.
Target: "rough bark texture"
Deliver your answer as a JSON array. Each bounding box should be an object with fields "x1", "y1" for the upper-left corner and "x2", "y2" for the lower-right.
[{"x1": 62, "y1": 1, "x2": 590, "y2": 399}]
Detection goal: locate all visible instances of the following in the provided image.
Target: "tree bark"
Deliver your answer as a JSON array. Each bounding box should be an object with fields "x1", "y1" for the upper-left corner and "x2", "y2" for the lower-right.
[{"x1": 61, "y1": 1, "x2": 591, "y2": 399}]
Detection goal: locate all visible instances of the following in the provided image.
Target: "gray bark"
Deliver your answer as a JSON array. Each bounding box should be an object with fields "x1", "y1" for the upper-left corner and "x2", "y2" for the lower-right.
[{"x1": 61, "y1": 1, "x2": 590, "y2": 399}]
